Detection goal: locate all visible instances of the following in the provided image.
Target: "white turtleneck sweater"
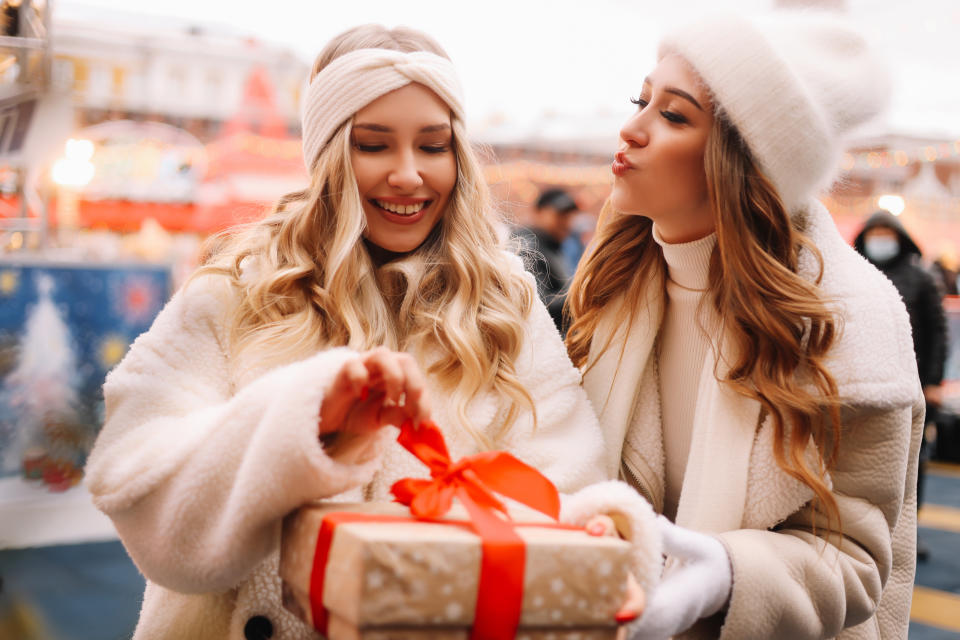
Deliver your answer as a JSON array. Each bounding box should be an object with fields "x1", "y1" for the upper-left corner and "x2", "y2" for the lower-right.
[{"x1": 652, "y1": 225, "x2": 720, "y2": 521}]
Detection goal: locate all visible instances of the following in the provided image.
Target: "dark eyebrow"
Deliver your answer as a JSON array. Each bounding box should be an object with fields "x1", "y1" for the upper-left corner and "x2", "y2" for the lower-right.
[
  {"x1": 665, "y1": 88, "x2": 703, "y2": 111},
  {"x1": 642, "y1": 77, "x2": 704, "y2": 111},
  {"x1": 352, "y1": 123, "x2": 452, "y2": 133}
]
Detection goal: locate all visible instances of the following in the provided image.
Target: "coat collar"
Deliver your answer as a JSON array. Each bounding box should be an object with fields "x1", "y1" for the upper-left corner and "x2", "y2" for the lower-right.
[{"x1": 799, "y1": 201, "x2": 920, "y2": 408}]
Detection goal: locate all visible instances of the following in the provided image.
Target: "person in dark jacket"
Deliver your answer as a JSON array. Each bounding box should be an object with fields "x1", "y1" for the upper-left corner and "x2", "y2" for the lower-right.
[
  {"x1": 932, "y1": 252, "x2": 959, "y2": 296},
  {"x1": 854, "y1": 209, "x2": 948, "y2": 560},
  {"x1": 514, "y1": 188, "x2": 579, "y2": 333}
]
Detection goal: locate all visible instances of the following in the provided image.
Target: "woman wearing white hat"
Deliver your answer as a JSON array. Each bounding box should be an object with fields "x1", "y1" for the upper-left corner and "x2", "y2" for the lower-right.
[
  {"x1": 83, "y1": 24, "x2": 662, "y2": 640},
  {"x1": 567, "y1": 11, "x2": 922, "y2": 639}
]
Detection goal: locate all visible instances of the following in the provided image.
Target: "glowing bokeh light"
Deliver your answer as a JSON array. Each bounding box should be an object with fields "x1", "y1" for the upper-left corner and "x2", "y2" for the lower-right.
[{"x1": 877, "y1": 194, "x2": 905, "y2": 216}]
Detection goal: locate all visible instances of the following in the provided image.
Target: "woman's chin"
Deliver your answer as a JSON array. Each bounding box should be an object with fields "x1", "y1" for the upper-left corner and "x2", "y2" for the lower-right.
[
  {"x1": 610, "y1": 199, "x2": 645, "y2": 217},
  {"x1": 610, "y1": 190, "x2": 641, "y2": 216}
]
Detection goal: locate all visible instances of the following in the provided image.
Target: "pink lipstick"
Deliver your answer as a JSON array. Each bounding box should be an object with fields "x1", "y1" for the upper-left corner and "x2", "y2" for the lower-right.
[{"x1": 612, "y1": 152, "x2": 632, "y2": 177}]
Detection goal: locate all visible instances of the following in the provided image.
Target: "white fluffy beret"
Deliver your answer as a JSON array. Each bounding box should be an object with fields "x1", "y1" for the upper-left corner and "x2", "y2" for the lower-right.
[{"x1": 658, "y1": 12, "x2": 890, "y2": 213}]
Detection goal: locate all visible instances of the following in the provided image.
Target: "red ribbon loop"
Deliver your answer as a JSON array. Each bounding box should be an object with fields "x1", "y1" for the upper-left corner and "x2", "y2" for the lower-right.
[
  {"x1": 389, "y1": 420, "x2": 562, "y2": 639},
  {"x1": 392, "y1": 420, "x2": 560, "y2": 520}
]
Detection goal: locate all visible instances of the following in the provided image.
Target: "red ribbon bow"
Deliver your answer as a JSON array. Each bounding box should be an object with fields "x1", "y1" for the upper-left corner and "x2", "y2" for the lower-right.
[{"x1": 390, "y1": 419, "x2": 561, "y2": 639}]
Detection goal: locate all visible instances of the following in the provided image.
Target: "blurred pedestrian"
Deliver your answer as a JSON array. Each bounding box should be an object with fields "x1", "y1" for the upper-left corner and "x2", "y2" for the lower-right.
[
  {"x1": 854, "y1": 209, "x2": 948, "y2": 561},
  {"x1": 566, "y1": 11, "x2": 923, "y2": 639},
  {"x1": 515, "y1": 187, "x2": 579, "y2": 333},
  {"x1": 931, "y1": 250, "x2": 959, "y2": 296},
  {"x1": 562, "y1": 211, "x2": 595, "y2": 275}
]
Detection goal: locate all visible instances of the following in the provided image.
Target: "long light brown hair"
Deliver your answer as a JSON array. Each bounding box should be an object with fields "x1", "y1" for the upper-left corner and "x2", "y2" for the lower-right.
[
  {"x1": 567, "y1": 113, "x2": 842, "y2": 528},
  {"x1": 196, "y1": 25, "x2": 536, "y2": 448}
]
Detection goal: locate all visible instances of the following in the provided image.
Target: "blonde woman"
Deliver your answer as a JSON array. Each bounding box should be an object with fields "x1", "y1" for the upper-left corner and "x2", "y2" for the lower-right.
[
  {"x1": 567, "y1": 12, "x2": 923, "y2": 640},
  {"x1": 84, "y1": 25, "x2": 657, "y2": 640}
]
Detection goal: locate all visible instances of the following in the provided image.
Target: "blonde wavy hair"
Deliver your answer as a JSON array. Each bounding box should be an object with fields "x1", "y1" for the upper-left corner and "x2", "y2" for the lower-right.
[
  {"x1": 196, "y1": 25, "x2": 536, "y2": 448},
  {"x1": 566, "y1": 113, "x2": 843, "y2": 529}
]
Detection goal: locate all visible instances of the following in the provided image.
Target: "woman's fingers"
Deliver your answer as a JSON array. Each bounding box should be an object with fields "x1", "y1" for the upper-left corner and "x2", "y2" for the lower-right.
[
  {"x1": 319, "y1": 356, "x2": 370, "y2": 435},
  {"x1": 413, "y1": 392, "x2": 432, "y2": 427},
  {"x1": 395, "y1": 352, "x2": 430, "y2": 426},
  {"x1": 320, "y1": 348, "x2": 433, "y2": 437},
  {"x1": 615, "y1": 572, "x2": 646, "y2": 623},
  {"x1": 359, "y1": 349, "x2": 431, "y2": 426},
  {"x1": 377, "y1": 405, "x2": 412, "y2": 430},
  {"x1": 363, "y1": 348, "x2": 406, "y2": 405},
  {"x1": 585, "y1": 514, "x2": 618, "y2": 537},
  {"x1": 343, "y1": 356, "x2": 370, "y2": 397}
]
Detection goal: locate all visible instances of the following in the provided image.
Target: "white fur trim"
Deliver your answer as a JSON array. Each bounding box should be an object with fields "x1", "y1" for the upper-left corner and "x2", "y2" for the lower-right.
[{"x1": 560, "y1": 480, "x2": 663, "y2": 596}]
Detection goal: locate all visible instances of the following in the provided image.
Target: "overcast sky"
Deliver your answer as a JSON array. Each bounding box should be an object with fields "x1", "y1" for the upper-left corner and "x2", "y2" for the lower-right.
[{"x1": 58, "y1": 0, "x2": 960, "y2": 140}]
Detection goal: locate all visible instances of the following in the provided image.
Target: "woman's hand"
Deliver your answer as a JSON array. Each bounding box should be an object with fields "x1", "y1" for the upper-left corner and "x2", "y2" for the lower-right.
[
  {"x1": 625, "y1": 516, "x2": 732, "y2": 640},
  {"x1": 585, "y1": 515, "x2": 646, "y2": 624},
  {"x1": 319, "y1": 347, "x2": 432, "y2": 439}
]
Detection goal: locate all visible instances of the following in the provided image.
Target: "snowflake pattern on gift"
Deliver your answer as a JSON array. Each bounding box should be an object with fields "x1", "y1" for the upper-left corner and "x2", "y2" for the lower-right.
[{"x1": 326, "y1": 521, "x2": 630, "y2": 632}]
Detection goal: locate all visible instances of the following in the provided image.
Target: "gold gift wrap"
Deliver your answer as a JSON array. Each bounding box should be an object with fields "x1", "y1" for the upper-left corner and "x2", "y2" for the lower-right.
[
  {"x1": 325, "y1": 613, "x2": 622, "y2": 639},
  {"x1": 280, "y1": 501, "x2": 631, "y2": 637}
]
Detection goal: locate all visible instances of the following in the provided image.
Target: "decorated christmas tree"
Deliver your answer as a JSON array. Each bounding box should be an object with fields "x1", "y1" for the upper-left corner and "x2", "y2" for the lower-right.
[{"x1": 0, "y1": 273, "x2": 86, "y2": 490}]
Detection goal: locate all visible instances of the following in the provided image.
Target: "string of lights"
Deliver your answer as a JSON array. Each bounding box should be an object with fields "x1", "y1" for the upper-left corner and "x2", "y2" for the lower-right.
[{"x1": 842, "y1": 140, "x2": 960, "y2": 171}]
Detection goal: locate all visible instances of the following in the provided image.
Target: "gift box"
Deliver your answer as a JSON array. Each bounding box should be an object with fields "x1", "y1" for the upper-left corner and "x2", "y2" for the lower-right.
[
  {"x1": 280, "y1": 500, "x2": 630, "y2": 639},
  {"x1": 279, "y1": 420, "x2": 633, "y2": 639},
  {"x1": 324, "y1": 612, "x2": 622, "y2": 640}
]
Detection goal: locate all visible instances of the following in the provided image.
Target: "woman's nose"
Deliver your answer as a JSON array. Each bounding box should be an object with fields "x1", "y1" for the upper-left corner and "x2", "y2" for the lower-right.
[
  {"x1": 619, "y1": 112, "x2": 649, "y2": 148},
  {"x1": 387, "y1": 150, "x2": 424, "y2": 191}
]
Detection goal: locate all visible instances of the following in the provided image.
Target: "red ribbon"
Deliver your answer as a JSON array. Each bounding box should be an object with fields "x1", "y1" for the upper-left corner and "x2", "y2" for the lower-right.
[
  {"x1": 391, "y1": 420, "x2": 561, "y2": 640},
  {"x1": 306, "y1": 420, "x2": 562, "y2": 639},
  {"x1": 310, "y1": 511, "x2": 413, "y2": 633}
]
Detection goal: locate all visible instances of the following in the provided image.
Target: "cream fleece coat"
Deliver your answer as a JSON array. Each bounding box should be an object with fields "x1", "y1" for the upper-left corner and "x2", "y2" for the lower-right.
[
  {"x1": 84, "y1": 257, "x2": 659, "y2": 640},
  {"x1": 584, "y1": 201, "x2": 924, "y2": 640}
]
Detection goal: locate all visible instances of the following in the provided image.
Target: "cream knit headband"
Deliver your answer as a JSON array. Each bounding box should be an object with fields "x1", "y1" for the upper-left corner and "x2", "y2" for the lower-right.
[{"x1": 300, "y1": 48, "x2": 466, "y2": 172}]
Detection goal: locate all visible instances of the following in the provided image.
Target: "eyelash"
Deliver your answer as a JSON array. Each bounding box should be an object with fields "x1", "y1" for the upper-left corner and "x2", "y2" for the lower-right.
[
  {"x1": 629, "y1": 97, "x2": 688, "y2": 124},
  {"x1": 353, "y1": 143, "x2": 451, "y2": 154}
]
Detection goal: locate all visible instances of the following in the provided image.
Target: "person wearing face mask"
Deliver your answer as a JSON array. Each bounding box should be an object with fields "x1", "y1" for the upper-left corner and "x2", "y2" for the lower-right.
[
  {"x1": 565, "y1": 10, "x2": 924, "y2": 640},
  {"x1": 81, "y1": 24, "x2": 661, "y2": 640},
  {"x1": 854, "y1": 209, "x2": 948, "y2": 562}
]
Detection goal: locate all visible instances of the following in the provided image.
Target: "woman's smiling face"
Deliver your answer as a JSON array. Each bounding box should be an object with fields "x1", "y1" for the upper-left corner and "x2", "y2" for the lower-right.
[
  {"x1": 350, "y1": 82, "x2": 457, "y2": 254},
  {"x1": 611, "y1": 54, "x2": 716, "y2": 244}
]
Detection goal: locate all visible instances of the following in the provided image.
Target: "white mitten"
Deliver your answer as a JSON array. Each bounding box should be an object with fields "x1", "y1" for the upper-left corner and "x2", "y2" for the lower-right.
[{"x1": 626, "y1": 516, "x2": 732, "y2": 640}]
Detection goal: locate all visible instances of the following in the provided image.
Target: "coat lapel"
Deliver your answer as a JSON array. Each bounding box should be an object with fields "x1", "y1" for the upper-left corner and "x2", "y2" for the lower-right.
[
  {"x1": 582, "y1": 267, "x2": 665, "y2": 481},
  {"x1": 741, "y1": 414, "x2": 822, "y2": 530},
  {"x1": 589, "y1": 272, "x2": 815, "y2": 533}
]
